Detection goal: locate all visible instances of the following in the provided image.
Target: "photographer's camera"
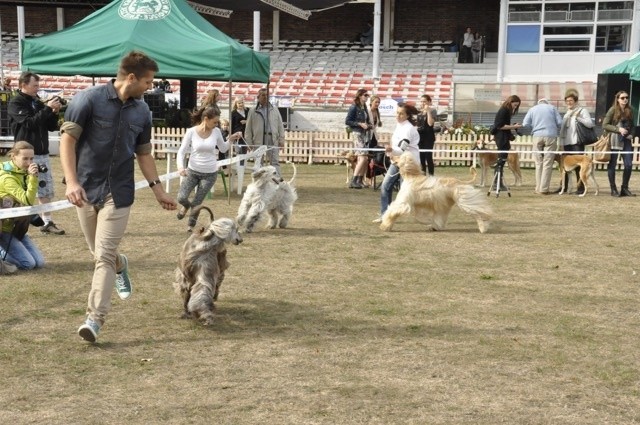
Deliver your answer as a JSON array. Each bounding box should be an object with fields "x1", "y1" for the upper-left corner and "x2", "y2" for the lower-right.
[{"x1": 36, "y1": 164, "x2": 48, "y2": 173}]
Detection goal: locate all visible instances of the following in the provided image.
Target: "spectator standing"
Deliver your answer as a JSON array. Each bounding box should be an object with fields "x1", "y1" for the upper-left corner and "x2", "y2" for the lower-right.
[
  {"x1": 245, "y1": 88, "x2": 286, "y2": 175},
  {"x1": 522, "y1": 99, "x2": 562, "y2": 194},
  {"x1": 0, "y1": 141, "x2": 46, "y2": 270},
  {"x1": 201, "y1": 89, "x2": 221, "y2": 117},
  {"x1": 2, "y1": 77, "x2": 13, "y2": 92},
  {"x1": 602, "y1": 90, "x2": 635, "y2": 197},
  {"x1": 559, "y1": 89, "x2": 594, "y2": 194},
  {"x1": 345, "y1": 88, "x2": 371, "y2": 188},
  {"x1": 231, "y1": 96, "x2": 250, "y2": 161},
  {"x1": 8, "y1": 72, "x2": 65, "y2": 235},
  {"x1": 461, "y1": 27, "x2": 474, "y2": 63},
  {"x1": 372, "y1": 103, "x2": 420, "y2": 223},
  {"x1": 159, "y1": 78, "x2": 171, "y2": 93},
  {"x1": 59, "y1": 51, "x2": 177, "y2": 343},
  {"x1": 176, "y1": 108, "x2": 241, "y2": 232},
  {"x1": 471, "y1": 32, "x2": 483, "y2": 63},
  {"x1": 493, "y1": 95, "x2": 522, "y2": 190},
  {"x1": 417, "y1": 94, "x2": 438, "y2": 176},
  {"x1": 359, "y1": 20, "x2": 374, "y2": 46}
]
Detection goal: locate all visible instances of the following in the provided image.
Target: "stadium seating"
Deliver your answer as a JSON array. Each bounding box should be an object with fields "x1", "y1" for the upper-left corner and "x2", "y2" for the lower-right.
[{"x1": 0, "y1": 34, "x2": 594, "y2": 112}]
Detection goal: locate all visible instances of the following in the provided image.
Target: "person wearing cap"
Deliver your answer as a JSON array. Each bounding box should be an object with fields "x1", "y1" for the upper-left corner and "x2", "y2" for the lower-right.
[{"x1": 522, "y1": 98, "x2": 562, "y2": 195}]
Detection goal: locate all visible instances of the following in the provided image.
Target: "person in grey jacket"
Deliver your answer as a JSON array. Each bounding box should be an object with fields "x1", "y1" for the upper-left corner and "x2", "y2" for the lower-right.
[{"x1": 245, "y1": 88, "x2": 286, "y2": 175}]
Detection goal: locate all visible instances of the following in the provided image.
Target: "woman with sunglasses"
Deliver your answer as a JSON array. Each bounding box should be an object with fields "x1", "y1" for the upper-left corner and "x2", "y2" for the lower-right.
[
  {"x1": 345, "y1": 88, "x2": 372, "y2": 189},
  {"x1": 602, "y1": 91, "x2": 635, "y2": 197}
]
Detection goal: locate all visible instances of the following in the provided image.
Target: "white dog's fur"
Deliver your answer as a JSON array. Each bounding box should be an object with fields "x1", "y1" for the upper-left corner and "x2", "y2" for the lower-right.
[
  {"x1": 380, "y1": 152, "x2": 493, "y2": 233},
  {"x1": 237, "y1": 162, "x2": 298, "y2": 233},
  {"x1": 174, "y1": 208, "x2": 243, "y2": 325}
]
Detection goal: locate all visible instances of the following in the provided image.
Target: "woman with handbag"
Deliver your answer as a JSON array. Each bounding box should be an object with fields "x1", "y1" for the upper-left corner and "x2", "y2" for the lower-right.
[
  {"x1": 345, "y1": 88, "x2": 372, "y2": 189},
  {"x1": 559, "y1": 89, "x2": 594, "y2": 195},
  {"x1": 0, "y1": 141, "x2": 46, "y2": 269},
  {"x1": 603, "y1": 91, "x2": 636, "y2": 197}
]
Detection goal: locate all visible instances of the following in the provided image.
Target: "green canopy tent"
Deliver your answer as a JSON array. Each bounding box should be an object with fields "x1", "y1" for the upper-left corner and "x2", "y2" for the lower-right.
[
  {"x1": 21, "y1": 0, "x2": 270, "y2": 198},
  {"x1": 603, "y1": 52, "x2": 640, "y2": 80},
  {"x1": 20, "y1": 0, "x2": 270, "y2": 83}
]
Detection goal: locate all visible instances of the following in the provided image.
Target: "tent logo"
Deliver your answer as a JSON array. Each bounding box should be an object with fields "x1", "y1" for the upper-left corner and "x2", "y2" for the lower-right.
[{"x1": 119, "y1": 0, "x2": 171, "y2": 21}]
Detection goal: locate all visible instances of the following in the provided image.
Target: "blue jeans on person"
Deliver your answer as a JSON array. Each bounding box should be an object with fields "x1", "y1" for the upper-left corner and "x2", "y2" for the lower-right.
[
  {"x1": 380, "y1": 163, "x2": 401, "y2": 216},
  {"x1": 0, "y1": 232, "x2": 45, "y2": 270}
]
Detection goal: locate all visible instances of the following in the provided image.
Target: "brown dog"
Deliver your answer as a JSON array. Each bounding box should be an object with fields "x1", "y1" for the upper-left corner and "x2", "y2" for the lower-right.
[
  {"x1": 338, "y1": 150, "x2": 373, "y2": 188},
  {"x1": 472, "y1": 140, "x2": 522, "y2": 187},
  {"x1": 559, "y1": 154, "x2": 599, "y2": 197},
  {"x1": 338, "y1": 150, "x2": 358, "y2": 184}
]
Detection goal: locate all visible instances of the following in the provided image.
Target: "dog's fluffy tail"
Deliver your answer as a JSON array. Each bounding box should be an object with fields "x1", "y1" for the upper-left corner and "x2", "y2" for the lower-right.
[
  {"x1": 463, "y1": 167, "x2": 478, "y2": 184},
  {"x1": 286, "y1": 161, "x2": 297, "y2": 186},
  {"x1": 453, "y1": 185, "x2": 493, "y2": 233}
]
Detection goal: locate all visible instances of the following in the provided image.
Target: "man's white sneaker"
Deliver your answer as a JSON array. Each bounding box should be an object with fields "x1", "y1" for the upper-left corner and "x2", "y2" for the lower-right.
[{"x1": 78, "y1": 318, "x2": 100, "y2": 343}]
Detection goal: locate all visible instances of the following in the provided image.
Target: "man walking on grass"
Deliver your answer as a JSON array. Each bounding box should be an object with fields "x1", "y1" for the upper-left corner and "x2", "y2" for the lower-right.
[{"x1": 59, "y1": 51, "x2": 177, "y2": 343}]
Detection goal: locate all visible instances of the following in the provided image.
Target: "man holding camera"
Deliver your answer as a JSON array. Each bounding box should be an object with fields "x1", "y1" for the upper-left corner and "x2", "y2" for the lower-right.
[{"x1": 8, "y1": 72, "x2": 65, "y2": 235}]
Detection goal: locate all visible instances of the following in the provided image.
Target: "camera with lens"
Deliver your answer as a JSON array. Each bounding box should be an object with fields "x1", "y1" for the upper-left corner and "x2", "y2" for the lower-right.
[
  {"x1": 51, "y1": 95, "x2": 67, "y2": 105},
  {"x1": 36, "y1": 163, "x2": 48, "y2": 173},
  {"x1": 399, "y1": 138, "x2": 410, "y2": 151}
]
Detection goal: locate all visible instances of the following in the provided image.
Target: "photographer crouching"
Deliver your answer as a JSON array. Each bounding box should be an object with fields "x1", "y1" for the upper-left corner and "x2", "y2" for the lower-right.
[
  {"x1": 0, "y1": 141, "x2": 46, "y2": 269},
  {"x1": 8, "y1": 72, "x2": 66, "y2": 235}
]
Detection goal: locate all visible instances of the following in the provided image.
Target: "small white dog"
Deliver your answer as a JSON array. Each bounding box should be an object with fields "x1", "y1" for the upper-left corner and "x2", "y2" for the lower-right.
[
  {"x1": 237, "y1": 162, "x2": 298, "y2": 233},
  {"x1": 174, "y1": 207, "x2": 243, "y2": 326}
]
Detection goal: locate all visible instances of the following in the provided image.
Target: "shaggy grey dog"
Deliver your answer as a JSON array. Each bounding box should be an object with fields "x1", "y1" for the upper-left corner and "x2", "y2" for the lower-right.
[
  {"x1": 173, "y1": 207, "x2": 243, "y2": 325},
  {"x1": 236, "y1": 162, "x2": 297, "y2": 233}
]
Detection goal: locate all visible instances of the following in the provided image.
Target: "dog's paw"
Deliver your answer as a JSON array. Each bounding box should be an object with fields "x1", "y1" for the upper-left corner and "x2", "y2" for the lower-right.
[{"x1": 180, "y1": 311, "x2": 192, "y2": 319}]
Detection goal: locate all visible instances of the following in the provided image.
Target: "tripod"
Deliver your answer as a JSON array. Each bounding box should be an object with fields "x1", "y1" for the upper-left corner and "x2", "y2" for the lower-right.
[{"x1": 488, "y1": 158, "x2": 511, "y2": 198}]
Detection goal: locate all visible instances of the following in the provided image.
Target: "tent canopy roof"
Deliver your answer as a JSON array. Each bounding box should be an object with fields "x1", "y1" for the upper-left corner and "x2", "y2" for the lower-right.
[
  {"x1": 21, "y1": 0, "x2": 270, "y2": 82},
  {"x1": 603, "y1": 52, "x2": 640, "y2": 81}
]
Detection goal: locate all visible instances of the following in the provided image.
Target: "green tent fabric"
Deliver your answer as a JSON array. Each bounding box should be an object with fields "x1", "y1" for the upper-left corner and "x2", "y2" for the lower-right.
[
  {"x1": 603, "y1": 53, "x2": 640, "y2": 81},
  {"x1": 21, "y1": 0, "x2": 270, "y2": 82}
]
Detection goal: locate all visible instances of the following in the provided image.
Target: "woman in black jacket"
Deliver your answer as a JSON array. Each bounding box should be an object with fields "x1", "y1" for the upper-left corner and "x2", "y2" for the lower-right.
[{"x1": 492, "y1": 95, "x2": 522, "y2": 189}]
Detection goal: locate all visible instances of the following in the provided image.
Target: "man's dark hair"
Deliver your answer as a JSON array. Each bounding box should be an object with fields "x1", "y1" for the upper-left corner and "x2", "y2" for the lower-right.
[
  {"x1": 118, "y1": 51, "x2": 159, "y2": 79},
  {"x1": 18, "y1": 72, "x2": 40, "y2": 87}
]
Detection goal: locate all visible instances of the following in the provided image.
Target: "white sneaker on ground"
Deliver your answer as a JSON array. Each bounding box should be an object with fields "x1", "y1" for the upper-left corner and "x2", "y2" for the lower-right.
[{"x1": 78, "y1": 318, "x2": 100, "y2": 343}]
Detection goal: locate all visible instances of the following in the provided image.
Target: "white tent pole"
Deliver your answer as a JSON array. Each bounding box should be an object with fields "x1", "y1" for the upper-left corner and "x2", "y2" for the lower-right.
[
  {"x1": 17, "y1": 6, "x2": 25, "y2": 68},
  {"x1": 56, "y1": 8, "x2": 64, "y2": 30},
  {"x1": 372, "y1": 0, "x2": 381, "y2": 79},
  {"x1": 228, "y1": 80, "x2": 234, "y2": 202},
  {"x1": 0, "y1": 12, "x2": 4, "y2": 81},
  {"x1": 253, "y1": 12, "x2": 260, "y2": 52}
]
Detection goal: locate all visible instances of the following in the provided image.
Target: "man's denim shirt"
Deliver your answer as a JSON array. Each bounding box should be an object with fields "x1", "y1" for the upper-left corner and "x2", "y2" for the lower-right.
[{"x1": 61, "y1": 80, "x2": 152, "y2": 208}]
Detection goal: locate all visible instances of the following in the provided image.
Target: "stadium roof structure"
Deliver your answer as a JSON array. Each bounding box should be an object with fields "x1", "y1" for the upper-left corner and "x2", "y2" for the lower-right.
[
  {"x1": 21, "y1": 0, "x2": 270, "y2": 82},
  {"x1": 1, "y1": 0, "x2": 354, "y2": 12}
]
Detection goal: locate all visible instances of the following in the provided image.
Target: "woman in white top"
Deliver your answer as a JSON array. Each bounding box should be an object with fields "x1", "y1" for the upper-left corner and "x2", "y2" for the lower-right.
[
  {"x1": 373, "y1": 103, "x2": 420, "y2": 222},
  {"x1": 176, "y1": 106, "x2": 241, "y2": 231},
  {"x1": 559, "y1": 89, "x2": 594, "y2": 194}
]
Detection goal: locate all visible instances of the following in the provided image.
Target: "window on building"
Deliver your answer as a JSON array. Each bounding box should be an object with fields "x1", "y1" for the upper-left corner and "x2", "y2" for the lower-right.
[
  {"x1": 595, "y1": 25, "x2": 631, "y2": 51},
  {"x1": 507, "y1": 25, "x2": 540, "y2": 53}
]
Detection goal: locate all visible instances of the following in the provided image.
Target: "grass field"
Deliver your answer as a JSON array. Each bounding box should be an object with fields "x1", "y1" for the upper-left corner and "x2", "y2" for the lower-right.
[{"x1": 1, "y1": 159, "x2": 639, "y2": 424}]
